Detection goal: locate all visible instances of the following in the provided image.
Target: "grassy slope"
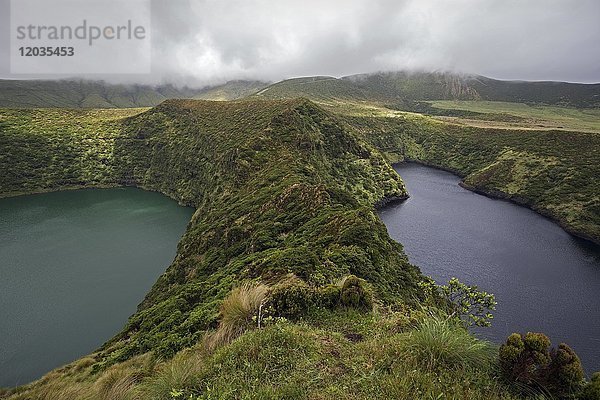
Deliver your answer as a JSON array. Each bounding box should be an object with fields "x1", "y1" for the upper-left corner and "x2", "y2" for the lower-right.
[
  {"x1": 192, "y1": 81, "x2": 268, "y2": 101},
  {"x1": 0, "y1": 100, "x2": 440, "y2": 393},
  {"x1": 429, "y1": 100, "x2": 600, "y2": 133},
  {"x1": 254, "y1": 77, "x2": 371, "y2": 102},
  {"x1": 344, "y1": 71, "x2": 600, "y2": 108},
  {"x1": 0, "y1": 99, "x2": 596, "y2": 398},
  {"x1": 4, "y1": 310, "x2": 525, "y2": 400}
]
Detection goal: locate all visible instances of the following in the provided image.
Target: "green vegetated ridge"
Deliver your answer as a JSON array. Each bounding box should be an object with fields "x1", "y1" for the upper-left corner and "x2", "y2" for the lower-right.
[
  {"x1": 1, "y1": 99, "x2": 598, "y2": 399},
  {"x1": 252, "y1": 74, "x2": 600, "y2": 244},
  {"x1": 103, "y1": 98, "x2": 421, "y2": 362},
  {"x1": 0, "y1": 99, "x2": 441, "y2": 397},
  {"x1": 342, "y1": 111, "x2": 600, "y2": 244},
  {"x1": 4, "y1": 70, "x2": 598, "y2": 110},
  {"x1": 254, "y1": 71, "x2": 600, "y2": 108},
  {"x1": 0, "y1": 79, "x2": 268, "y2": 108}
]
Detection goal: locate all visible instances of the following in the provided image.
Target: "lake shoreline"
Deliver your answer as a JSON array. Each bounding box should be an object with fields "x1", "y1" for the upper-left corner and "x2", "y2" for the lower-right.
[
  {"x1": 396, "y1": 159, "x2": 600, "y2": 246},
  {"x1": 0, "y1": 188, "x2": 194, "y2": 387},
  {"x1": 380, "y1": 162, "x2": 600, "y2": 372}
]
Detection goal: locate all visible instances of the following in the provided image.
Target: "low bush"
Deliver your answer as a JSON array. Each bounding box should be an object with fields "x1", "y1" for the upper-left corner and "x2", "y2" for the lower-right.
[
  {"x1": 579, "y1": 372, "x2": 600, "y2": 400},
  {"x1": 268, "y1": 275, "x2": 373, "y2": 319},
  {"x1": 268, "y1": 279, "x2": 315, "y2": 320},
  {"x1": 499, "y1": 332, "x2": 585, "y2": 397},
  {"x1": 339, "y1": 275, "x2": 373, "y2": 311}
]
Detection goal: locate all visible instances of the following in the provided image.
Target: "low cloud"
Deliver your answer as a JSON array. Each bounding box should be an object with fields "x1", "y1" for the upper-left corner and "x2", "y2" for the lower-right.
[{"x1": 2, "y1": 0, "x2": 599, "y2": 85}]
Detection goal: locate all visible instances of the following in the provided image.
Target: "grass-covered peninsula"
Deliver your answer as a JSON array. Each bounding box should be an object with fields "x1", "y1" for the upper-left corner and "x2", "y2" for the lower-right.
[{"x1": 1, "y1": 99, "x2": 598, "y2": 399}]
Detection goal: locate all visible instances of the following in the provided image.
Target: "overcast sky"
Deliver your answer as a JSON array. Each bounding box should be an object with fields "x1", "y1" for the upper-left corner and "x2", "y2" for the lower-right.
[{"x1": 1, "y1": 0, "x2": 599, "y2": 86}]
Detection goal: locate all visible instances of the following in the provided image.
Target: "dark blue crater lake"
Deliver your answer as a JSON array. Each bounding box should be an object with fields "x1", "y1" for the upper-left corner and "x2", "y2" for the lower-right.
[
  {"x1": 0, "y1": 188, "x2": 194, "y2": 387},
  {"x1": 379, "y1": 163, "x2": 600, "y2": 373}
]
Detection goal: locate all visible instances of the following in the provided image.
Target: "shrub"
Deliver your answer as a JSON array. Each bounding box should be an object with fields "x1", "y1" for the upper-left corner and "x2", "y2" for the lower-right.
[
  {"x1": 203, "y1": 283, "x2": 268, "y2": 352},
  {"x1": 548, "y1": 343, "x2": 585, "y2": 395},
  {"x1": 339, "y1": 275, "x2": 373, "y2": 311},
  {"x1": 268, "y1": 279, "x2": 315, "y2": 319},
  {"x1": 499, "y1": 332, "x2": 551, "y2": 384},
  {"x1": 579, "y1": 372, "x2": 600, "y2": 400},
  {"x1": 499, "y1": 332, "x2": 585, "y2": 397},
  {"x1": 419, "y1": 277, "x2": 496, "y2": 327},
  {"x1": 315, "y1": 283, "x2": 342, "y2": 309},
  {"x1": 268, "y1": 275, "x2": 373, "y2": 319},
  {"x1": 400, "y1": 314, "x2": 493, "y2": 372}
]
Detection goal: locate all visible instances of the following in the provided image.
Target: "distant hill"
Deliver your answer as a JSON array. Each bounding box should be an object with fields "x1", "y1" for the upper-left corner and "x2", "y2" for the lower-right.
[
  {"x1": 252, "y1": 76, "x2": 370, "y2": 101},
  {"x1": 1, "y1": 73, "x2": 598, "y2": 108},
  {"x1": 254, "y1": 72, "x2": 600, "y2": 108},
  {"x1": 192, "y1": 80, "x2": 269, "y2": 101},
  {"x1": 344, "y1": 72, "x2": 600, "y2": 108},
  {"x1": 0, "y1": 79, "x2": 268, "y2": 108}
]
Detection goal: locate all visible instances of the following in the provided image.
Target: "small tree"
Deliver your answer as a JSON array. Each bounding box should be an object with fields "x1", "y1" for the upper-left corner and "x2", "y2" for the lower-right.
[{"x1": 419, "y1": 277, "x2": 497, "y2": 327}]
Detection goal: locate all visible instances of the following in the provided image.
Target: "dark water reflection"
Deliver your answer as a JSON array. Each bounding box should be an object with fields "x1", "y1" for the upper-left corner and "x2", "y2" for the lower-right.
[{"x1": 379, "y1": 163, "x2": 600, "y2": 373}]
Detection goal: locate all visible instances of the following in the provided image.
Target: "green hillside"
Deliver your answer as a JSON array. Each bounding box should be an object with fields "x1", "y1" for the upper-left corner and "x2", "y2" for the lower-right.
[
  {"x1": 338, "y1": 110, "x2": 600, "y2": 244},
  {"x1": 0, "y1": 80, "x2": 268, "y2": 108},
  {"x1": 251, "y1": 71, "x2": 600, "y2": 109},
  {"x1": 1, "y1": 99, "x2": 598, "y2": 399},
  {"x1": 253, "y1": 76, "x2": 371, "y2": 102},
  {"x1": 2, "y1": 73, "x2": 598, "y2": 109},
  {"x1": 345, "y1": 71, "x2": 600, "y2": 108},
  {"x1": 193, "y1": 80, "x2": 268, "y2": 101}
]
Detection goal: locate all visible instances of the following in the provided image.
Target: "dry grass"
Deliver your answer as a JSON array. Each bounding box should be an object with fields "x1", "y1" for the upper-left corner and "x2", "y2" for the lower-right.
[
  {"x1": 135, "y1": 352, "x2": 203, "y2": 400},
  {"x1": 93, "y1": 368, "x2": 140, "y2": 400},
  {"x1": 203, "y1": 283, "x2": 269, "y2": 352}
]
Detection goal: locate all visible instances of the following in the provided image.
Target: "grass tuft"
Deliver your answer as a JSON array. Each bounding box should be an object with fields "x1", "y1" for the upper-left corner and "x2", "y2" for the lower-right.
[
  {"x1": 203, "y1": 283, "x2": 269, "y2": 352},
  {"x1": 400, "y1": 314, "x2": 495, "y2": 372},
  {"x1": 136, "y1": 352, "x2": 203, "y2": 400}
]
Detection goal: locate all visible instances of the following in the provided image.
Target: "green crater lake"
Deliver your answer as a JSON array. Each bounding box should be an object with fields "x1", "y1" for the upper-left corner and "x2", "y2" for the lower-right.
[{"x1": 0, "y1": 188, "x2": 194, "y2": 387}]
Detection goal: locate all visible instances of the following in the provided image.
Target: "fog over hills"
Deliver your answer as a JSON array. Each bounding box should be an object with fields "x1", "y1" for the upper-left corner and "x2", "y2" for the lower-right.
[
  {"x1": 1, "y1": 0, "x2": 599, "y2": 85},
  {"x1": 1, "y1": 71, "x2": 598, "y2": 109}
]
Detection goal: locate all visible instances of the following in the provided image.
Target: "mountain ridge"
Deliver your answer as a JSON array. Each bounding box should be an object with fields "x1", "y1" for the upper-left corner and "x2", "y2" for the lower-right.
[{"x1": 1, "y1": 71, "x2": 599, "y2": 109}]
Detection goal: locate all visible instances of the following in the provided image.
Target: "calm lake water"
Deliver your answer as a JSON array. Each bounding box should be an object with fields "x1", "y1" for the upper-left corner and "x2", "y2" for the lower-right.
[
  {"x1": 379, "y1": 163, "x2": 600, "y2": 373},
  {"x1": 0, "y1": 188, "x2": 194, "y2": 387}
]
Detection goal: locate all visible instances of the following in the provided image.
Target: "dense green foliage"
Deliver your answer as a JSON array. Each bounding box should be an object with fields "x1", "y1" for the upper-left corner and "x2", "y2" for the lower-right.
[
  {"x1": 1, "y1": 96, "x2": 598, "y2": 398},
  {"x1": 580, "y1": 373, "x2": 600, "y2": 400},
  {"x1": 0, "y1": 108, "x2": 144, "y2": 196},
  {"x1": 343, "y1": 113, "x2": 600, "y2": 244},
  {"x1": 0, "y1": 99, "x2": 420, "y2": 371},
  {"x1": 499, "y1": 332, "x2": 585, "y2": 397}
]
